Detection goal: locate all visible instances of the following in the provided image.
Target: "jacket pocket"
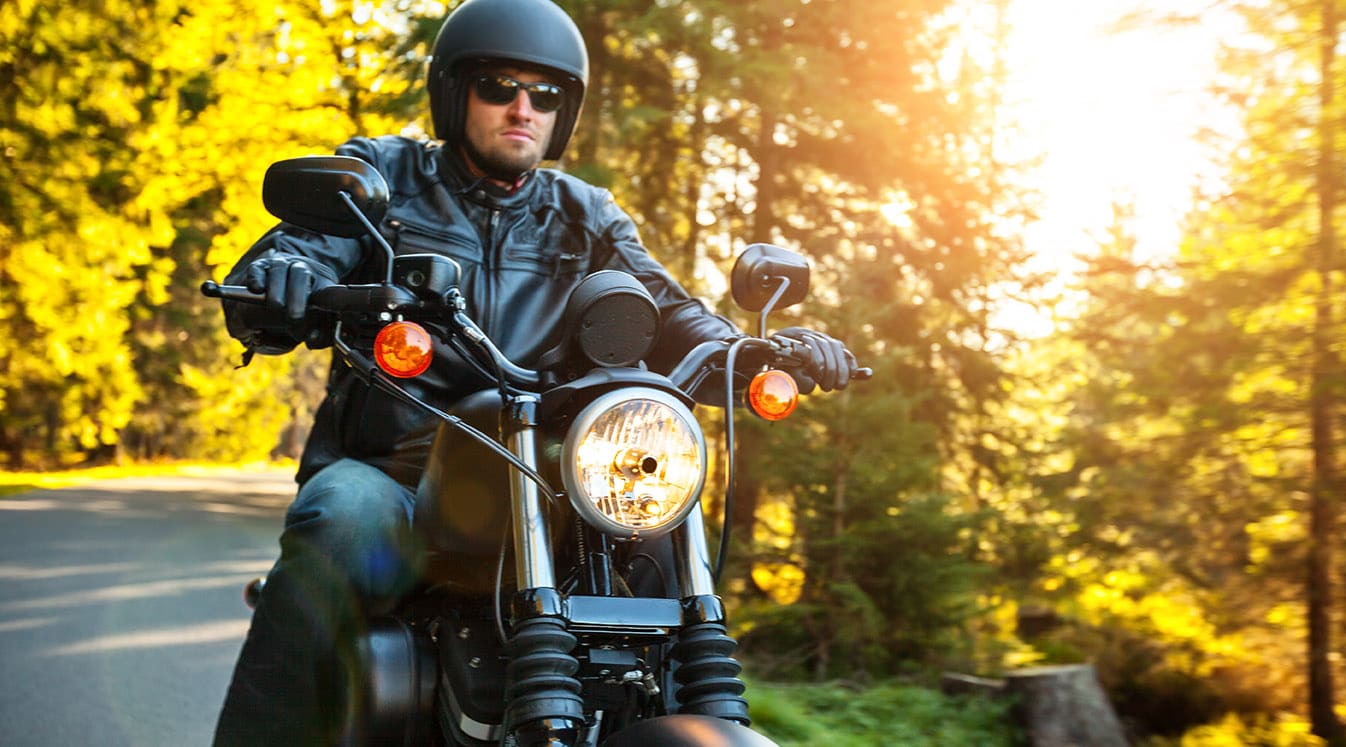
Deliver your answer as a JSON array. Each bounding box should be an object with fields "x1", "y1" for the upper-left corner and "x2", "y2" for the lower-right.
[
  {"x1": 503, "y1": 217, "x2": 591, "y2": 277},
  {"x1": 391, "y1": 220, "x2": 482, "y2": 267}
]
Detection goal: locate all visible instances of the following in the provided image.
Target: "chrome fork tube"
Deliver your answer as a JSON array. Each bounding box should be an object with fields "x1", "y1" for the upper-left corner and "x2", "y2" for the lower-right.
[
  {"x1": 506, "y1": 395, "x2": 556, "y2": 590},
  {"x1": 673, "y1": 501, "x2": 716, "y2": 597}
]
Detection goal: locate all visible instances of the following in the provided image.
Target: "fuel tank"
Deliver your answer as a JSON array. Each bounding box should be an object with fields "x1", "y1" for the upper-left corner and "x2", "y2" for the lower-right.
[{"x1": 413, "y1": 389, "x2": 565, "y2": 594}]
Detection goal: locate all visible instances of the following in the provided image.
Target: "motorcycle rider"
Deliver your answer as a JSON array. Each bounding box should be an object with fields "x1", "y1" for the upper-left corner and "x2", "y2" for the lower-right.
[{"x1": 213, "y1": 0, "x2": 853, "y2": 743}]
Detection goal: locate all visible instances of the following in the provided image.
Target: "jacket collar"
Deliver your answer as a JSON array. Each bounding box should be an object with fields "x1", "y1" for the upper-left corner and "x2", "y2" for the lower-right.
[{"x1": 438, "y1": 145, "x2": 536, "y2": 208}]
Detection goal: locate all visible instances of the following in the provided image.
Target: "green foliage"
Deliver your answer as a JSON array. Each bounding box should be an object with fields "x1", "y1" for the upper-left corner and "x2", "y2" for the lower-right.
[
  {"x1": 738, "y1": 490, "x2": 989, "y2": 677},
  {"x1": 610, "y1": 0, "x2": 1037, "y2": 682},
  {"x1": 748, "y1": 680, "x2": 1018, "y2": 747},
  {"x1": 1024, "y1": 0, "x2": 1346, "y2": 740}
]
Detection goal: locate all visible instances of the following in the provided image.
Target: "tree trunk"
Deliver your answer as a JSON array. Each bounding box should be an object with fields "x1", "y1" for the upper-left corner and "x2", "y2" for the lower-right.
[
  {"x1": 1310, "y1": 2, "x2": 1344, "y2": 743},
  {"x1": 750, "y1": 105, "x2": 778, "y2": 246},
  {"x1": 749, "y1": 20, "x2": 784, "y2": 247},
  {"x1": 728, "y1": 435, "x2": 763, "y2": 559},
  {"x1": 676, "y1": 94, "x2": 707, "y2": 283},
  {"x1": 572, "y1": 9, "x2": 608, "y2": 169}
]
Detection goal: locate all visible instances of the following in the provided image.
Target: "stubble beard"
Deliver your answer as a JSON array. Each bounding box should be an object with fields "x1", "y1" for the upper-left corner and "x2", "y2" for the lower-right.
[{"x1": 463, "y1": 136, "x2": 543, "y2": 183}]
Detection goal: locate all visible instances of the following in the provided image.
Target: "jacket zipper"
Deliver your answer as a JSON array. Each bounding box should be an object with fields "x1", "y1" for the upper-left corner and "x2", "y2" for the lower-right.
[{"x1": 481, "y1": 208, "x2": 500, "y2": 332}]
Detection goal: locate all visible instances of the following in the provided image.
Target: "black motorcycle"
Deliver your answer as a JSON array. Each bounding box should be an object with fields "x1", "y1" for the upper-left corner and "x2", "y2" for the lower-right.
[{"x1": 204, "y1": 156, "x2": 868, "y2": 746}]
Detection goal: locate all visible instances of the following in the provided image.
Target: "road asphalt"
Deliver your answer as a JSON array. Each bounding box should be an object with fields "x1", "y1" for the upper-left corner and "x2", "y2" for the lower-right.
[{"x1": 0, "y1": 470, "x2": 295, "y2": 746}]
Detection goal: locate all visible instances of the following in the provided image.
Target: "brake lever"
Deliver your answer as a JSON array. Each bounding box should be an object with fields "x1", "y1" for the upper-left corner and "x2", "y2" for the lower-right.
[
  {"x1": 200, "y1": 280, "x2": 264, "y2": 303},
  {"x1": 766, "y1": 337, "x2": 873, "y2": 380}
]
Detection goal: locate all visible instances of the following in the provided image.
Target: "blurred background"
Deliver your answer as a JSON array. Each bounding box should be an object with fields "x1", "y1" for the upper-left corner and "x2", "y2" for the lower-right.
[{"x1": 2, "y1": 0, "x2": 1343, "y2": 743}]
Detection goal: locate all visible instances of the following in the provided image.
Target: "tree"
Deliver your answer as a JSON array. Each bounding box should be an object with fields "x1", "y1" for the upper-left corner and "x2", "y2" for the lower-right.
[
  {"x1": 0, "y1": 0, "x2": 174, "y2": 466},
  {"x1": 0, "y1": 0, "x2": 443, "y2": 467},
  {"x1": 1035, "y1": 1, "x2": 1346, "y2": 737},
  {"x1": 557, "y1": 0, "x2": 1037, "y2": 679}
]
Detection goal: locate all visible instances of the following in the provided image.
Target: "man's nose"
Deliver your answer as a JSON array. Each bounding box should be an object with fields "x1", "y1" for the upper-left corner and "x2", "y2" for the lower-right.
[{"x1": 506, "y1": 89, "x2": 536, "y2": 118}]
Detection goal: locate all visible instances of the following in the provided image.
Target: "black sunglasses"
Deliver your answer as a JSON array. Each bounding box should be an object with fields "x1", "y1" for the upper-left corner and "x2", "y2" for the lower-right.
[{"x1": 472, "y1": 75, "x2": 565, "y2": 113}]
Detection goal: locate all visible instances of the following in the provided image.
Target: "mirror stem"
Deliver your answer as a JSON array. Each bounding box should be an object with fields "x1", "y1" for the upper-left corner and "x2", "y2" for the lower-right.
[
  {"x1": 756, "y1": 276, "x2": 792, "y2": 338},
  {"x1": 339, "y1": 191, "x2": 396, "y2": 284}
]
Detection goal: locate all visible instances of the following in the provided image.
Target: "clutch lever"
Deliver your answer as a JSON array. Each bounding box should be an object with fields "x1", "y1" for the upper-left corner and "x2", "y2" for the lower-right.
[{"x1": 201, "y1": 281, "x2": 423, "y2": 317}]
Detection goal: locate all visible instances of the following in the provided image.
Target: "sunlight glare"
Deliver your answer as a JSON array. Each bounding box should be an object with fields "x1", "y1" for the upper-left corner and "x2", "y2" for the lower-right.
[
  {"x1": 988, "y1": 0, "x2": 1245, "y2": 335},
  {"x1": 1, "y1": 575, "x2": 250, "y2": 612},
  {"x1": 1002, "y1": 0, "x2": 1238, "y2": 257},
  {"x1": 44, "y1": 620, "x2": 251, "y2": 656}
]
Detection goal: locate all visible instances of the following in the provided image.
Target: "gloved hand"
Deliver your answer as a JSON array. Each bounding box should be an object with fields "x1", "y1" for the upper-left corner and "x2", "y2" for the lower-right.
[
  {"x1": 242, "y1": 255, "x2": 337, "y2": 346},
  {"x1": 770, "y1": 326, "x2": 855, "y2": 393}
]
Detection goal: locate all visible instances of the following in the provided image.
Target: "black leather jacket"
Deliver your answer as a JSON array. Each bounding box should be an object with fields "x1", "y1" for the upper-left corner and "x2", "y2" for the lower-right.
[{"x1": 224, "y1": 135, "x2": 738, "y2": 486}]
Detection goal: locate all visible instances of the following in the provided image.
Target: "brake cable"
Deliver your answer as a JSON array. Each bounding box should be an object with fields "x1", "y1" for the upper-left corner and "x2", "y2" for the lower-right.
[
  {"x1": 333, "y1": 324, "x2": 558, "y2": 505},
  {"x1": 714, "y1": 337, "x2": 758, "y2": 584}
]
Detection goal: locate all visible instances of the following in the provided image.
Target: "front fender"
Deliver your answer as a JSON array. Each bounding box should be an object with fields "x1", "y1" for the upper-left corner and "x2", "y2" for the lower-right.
[{"x1": 601, "y1": 715, "x2": 778, "y2": 747}]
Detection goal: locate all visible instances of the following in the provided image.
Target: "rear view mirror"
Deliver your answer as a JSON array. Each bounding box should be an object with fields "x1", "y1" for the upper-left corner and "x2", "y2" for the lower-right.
[
  {"x1": 262, "y1": 156, "x2": 389, "y2": 238},
  {"x1": 731, "y1": 244, "x2": 810, "y2": 312}
]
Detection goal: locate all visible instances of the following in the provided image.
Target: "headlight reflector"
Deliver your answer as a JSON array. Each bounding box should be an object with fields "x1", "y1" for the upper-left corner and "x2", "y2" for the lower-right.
[{"x1": 561, "y1": 388, "x2": 705, "y2": 539}]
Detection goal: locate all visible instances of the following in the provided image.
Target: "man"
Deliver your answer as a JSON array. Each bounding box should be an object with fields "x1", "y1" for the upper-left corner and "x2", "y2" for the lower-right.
[{"x1": 213, "y1": 0, "x2": 853, "y2": 743}]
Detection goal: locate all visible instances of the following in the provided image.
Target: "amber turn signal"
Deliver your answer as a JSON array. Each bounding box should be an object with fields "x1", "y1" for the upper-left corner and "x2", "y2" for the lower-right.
[
  {"x1": 747, "y1": 369, "x2": 798, "y2": 421},
  {"x1": 373, "y1": 321, "x2": 433, "y2": 378}
]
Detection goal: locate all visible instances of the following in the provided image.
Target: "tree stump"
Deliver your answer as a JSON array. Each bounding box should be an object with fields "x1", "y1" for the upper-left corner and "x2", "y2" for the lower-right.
[
  {"x1": 939, "y1": 672, "x2": 1006, "y2": 698},
  {"x1": 1004, "y1": 664, "x2": 1128, "y2": 747}
]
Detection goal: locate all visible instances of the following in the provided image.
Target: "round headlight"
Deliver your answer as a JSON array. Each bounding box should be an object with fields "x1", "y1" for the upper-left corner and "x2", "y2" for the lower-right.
[{"x1": 561, "y1": 388, "x2": 706, "y2": 539}]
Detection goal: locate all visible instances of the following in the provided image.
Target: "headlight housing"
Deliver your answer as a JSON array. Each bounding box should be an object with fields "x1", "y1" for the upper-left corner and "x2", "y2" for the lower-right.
[{"x1": 561, "y1": 388, "x2": 706, "y2": 539}]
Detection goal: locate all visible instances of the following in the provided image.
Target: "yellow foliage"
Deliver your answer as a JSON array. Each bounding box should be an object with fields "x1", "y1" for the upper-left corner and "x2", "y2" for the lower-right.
[
  {"x1": 1247, "y1": 511, "x2": 1306, "y2": 570},
  {"x1": 751, "y1": 563, "x2": 805, "y2": 605},
  {"x1": 1173, "y1": 713, "x2": 1323, "y2": 747},
  {"x1": 1, "y1": 0, "x2": 441, "y2": 466}
]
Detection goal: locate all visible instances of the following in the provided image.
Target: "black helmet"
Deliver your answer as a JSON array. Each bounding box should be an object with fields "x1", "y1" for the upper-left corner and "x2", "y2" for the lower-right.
[{"x1": 428, "y1": 0, "x2": 589, "y2": 161}]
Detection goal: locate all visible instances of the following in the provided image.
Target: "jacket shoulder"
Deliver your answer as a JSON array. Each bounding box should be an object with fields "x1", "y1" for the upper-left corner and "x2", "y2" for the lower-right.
[
  {"x1": 531, "y1": 168, "x2": 621, "y2": 223},
  {"x1": 335, "y1": 136, "x2": 442, "y2": 197}
]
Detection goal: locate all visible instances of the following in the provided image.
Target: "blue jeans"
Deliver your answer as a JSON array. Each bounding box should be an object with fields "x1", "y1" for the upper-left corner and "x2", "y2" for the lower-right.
[{"x1": 213, "y1": 459, "x2": 420, "y2": 746}]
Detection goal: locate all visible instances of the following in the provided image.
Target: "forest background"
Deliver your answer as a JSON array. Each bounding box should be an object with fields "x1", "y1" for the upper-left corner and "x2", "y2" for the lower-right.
[{"x1": 3, "y1": 0, "x2": 1345, "y2": 743}]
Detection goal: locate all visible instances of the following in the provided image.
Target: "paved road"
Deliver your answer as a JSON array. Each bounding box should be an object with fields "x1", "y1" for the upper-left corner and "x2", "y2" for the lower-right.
[{"x1": 0, "y1": 470, "x2": 295, "y2": 746}]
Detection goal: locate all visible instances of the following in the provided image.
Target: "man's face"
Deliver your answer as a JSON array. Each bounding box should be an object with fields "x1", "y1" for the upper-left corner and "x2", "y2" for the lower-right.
[{"x1": 462, "y1": 66, "x2": 560, "y2": 179}]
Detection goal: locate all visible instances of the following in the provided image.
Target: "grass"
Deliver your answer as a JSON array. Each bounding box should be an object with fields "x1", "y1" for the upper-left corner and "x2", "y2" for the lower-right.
[{"x1": 747, "y1": 679, "x2": 1019, "y2": 746}]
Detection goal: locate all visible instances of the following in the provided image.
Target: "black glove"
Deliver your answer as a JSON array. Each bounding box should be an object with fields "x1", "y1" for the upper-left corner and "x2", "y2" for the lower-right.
[
  {"x1": 771, "y1": 326, "x2": 854, "y2": 393},
  {"x1": 241, "y1": 255, "x2": 337, "y2": 347}
]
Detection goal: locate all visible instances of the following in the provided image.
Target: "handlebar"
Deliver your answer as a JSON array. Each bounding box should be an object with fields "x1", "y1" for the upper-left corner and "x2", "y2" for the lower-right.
[
  {"x1": 203, "y1": 279, "x2": 870, "y2": 395},
  {"x1": 203, "y1": 279, "x2": 544, "y2": 387},
  {"x1": 201, "y1": 280, "x2": 423, "y2": 317},
  {"x1": 666, "y1": 337, "x2": 871, "y2": 402}
]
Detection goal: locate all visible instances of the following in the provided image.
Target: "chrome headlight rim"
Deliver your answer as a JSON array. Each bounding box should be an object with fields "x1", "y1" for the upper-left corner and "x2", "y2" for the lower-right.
[{"x1": 561, "y1": 387, "x2": 706, "y2": 540}]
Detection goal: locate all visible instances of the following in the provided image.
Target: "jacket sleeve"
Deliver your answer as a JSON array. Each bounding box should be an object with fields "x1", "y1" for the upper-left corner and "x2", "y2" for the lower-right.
[
  {"x1": 221, "y1": 227, "x2": 364, "y2": 354},
  {"x1": 221, "y1": 138, "x2": 383, "y2": 353},
  {"x1": 591, "y1": 192, "x2": 741, "y2": 372}
]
